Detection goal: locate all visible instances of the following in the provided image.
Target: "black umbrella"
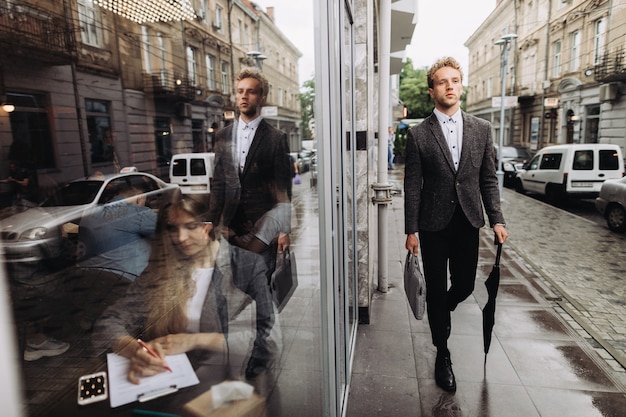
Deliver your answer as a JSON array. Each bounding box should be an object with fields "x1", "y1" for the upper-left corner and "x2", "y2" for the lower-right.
[{"x1": 483, "y1": 241, "x2": 503, "y2": 355}]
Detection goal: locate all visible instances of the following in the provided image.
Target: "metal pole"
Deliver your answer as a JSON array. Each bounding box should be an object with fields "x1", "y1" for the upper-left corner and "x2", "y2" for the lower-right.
[
  {"x1": 497, "y1": 41, "x2": 507, "y2": 200},
  {"x1": 374, "y1": 0, "x2": 392, "y2": 293},
  {"x1": 495, "y1": 33, "x2": 516, "y2": 201}
]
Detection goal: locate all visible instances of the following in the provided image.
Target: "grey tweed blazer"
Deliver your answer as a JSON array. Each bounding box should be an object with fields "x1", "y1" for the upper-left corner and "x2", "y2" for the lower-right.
[{"x1": 404, "y1": 111, "x2": 505, "y2": 234}]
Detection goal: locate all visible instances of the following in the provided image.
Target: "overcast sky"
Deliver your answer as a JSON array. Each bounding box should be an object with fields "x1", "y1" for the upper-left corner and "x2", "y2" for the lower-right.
[{"x1": 254, "y1": 0, "x2": 497, "y2": 86}]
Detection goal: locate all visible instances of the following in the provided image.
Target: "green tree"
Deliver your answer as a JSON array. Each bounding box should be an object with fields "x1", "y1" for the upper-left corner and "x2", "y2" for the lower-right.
[
  {"x1": 399, "y1": 58, "x2": 467, "y2": 119},
  {"x1": 298, "y1": 78, "x2": 315, "y2": 142},
  {"x1": 399, "y1": 59, "x2": 431, "y2": 119}
]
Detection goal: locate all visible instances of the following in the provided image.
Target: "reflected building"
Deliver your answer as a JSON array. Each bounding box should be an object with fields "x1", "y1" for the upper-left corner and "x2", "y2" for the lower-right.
[{"x1": 0, "y1": 0, "x2": 301, "y2": 187}]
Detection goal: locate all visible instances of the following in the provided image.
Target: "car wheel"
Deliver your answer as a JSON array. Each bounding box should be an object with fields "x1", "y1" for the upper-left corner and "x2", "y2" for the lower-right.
[
  {"x1": 605, "y1": 204, "x2": 626, "y2": 233},
  {"x1": 546, "y1": 184, "x2": 565, "y2": 205},
  {"x1": 514, "y1": 178, "x2": 525, "y2": 194}
]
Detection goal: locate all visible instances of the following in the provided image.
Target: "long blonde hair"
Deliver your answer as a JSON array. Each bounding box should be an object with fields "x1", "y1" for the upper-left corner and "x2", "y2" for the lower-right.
[{"x1": 142, "y1": 193, "x2": 214, "y2": 339}]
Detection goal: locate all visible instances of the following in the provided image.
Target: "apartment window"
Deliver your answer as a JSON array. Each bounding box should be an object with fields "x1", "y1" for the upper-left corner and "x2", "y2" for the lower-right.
[
  {"x1": 221, "y1": 61, "x2": 229, "y2": 94},
  {"x1": 278, "y1": 88, "x2": 284, "y2": 107},
  {"x1": 157, "y1": 34, "x2": 167, "y2": 82},
  {"x1": 594, "y1": 19, "x2": 606, "y2": 64},
  {"x1": 77, "y1": 0, "x2": 102, "y2": 47},
  {"x1": 552, "y1": 40, "x2": 561, "y2": 78},
  {"x1": 200, "y1": 0, "x2": 208, "y2": 22},
  {"x1": 214, "y1": 6, "x2": 223, "y2": 30},
  {"x1": 7, "y1": 93, "x2": 55, "y2": 169},
  {"x1": 235, "y1": 19, "x2": 243, "y2": 44},
  {"x1": 570, "y1": 31, "x2": 580, "y2": 72},
  {"x1": 206, "y1": 55, "x2": 216, "y2": 90},
  {"x1": 141, "y1": 26, "x2": 151, "y2": 72},
  {"x1": 186, "y1": 46, "x2": 197, "y2": 85}
]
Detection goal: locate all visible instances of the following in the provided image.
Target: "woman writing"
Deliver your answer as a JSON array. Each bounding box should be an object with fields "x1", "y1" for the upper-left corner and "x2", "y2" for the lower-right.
[{"x1": 92, "y1": 191, "x2": 275, "y2": 384}]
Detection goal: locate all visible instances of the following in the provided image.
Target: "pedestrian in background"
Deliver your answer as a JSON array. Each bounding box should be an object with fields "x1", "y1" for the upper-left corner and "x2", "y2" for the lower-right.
[
  {"x1": 403, "y1": 56, "x2": 508, "y2": 392},
  {"x1": 388, "y1": 126, "x2": 395, "y2": 170}
]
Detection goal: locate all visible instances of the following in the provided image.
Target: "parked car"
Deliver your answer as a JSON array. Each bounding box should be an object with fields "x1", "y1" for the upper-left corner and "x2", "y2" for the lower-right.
[
  {"x1": 297, "y1": 149, "x2": 315, "y2": 173},
  {"x1": 169, "y1": 153, "x2": 215, "y2": 195},
  {"x1": 0, "y1": 170, "x2": 178, "y2": 265},
  {"x1": 494, "y1": 145, "x2": 532, "y2": 187},
  {"x1": 515, "y1": 143, "x2": 625, "y2": 203},
  {"x1": 595, "y1": 177, "x2": 626, "y2": 232}
]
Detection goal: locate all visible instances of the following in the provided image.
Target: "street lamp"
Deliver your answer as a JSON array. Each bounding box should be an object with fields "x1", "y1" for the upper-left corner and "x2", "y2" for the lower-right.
[
  {"x1": 495, "y1": 32, "x2": 517, "y2": 201},
  {"x1": 246, "y1": 51, "x2": 267, "y2": 69}
]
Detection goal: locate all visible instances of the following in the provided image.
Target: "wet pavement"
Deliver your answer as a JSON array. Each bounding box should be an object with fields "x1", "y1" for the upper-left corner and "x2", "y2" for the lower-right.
[
  {"x1": 9, "y1": 165, "x2": 626, "y2": 416},
  {"x1": 346, "y1": 166, "x2": 626, "y2": 417}
]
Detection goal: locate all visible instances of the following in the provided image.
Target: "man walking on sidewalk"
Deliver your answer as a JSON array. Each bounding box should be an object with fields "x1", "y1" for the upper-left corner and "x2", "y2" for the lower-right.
[{"x1": 404, "y1": 56, "x2": 508, "y2": 392}]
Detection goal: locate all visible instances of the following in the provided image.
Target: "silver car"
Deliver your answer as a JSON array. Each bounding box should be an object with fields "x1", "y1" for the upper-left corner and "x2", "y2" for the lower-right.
[
  {"x1": 595, "y1": 176, "x2": 626, "y2": 232},
  {"x1": 0, "y1": 171, "x2": 178, "y2": 264}
]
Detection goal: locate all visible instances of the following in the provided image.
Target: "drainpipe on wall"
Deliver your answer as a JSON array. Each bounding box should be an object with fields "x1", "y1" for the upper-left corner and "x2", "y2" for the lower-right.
[{"x1": 371, "y1": 0, "x2": 392, "y2": 293}]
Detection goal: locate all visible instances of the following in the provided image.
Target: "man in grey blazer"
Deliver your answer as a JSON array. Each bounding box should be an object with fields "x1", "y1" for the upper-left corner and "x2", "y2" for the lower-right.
[
  {"x1": 208, "y1": 67, "x2": 292, "y2": 379},
  {"x1": 404, "y1": 57, "x2": 508, "y2": 392}
]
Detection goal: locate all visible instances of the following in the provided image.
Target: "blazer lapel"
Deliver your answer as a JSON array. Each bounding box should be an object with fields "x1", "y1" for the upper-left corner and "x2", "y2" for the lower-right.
[
  {"x1": 427, "y1": 113, "x2": 456, "y2": 173},
  {"x1": 241, "y1": 120, "x2": 266, "y2": 177},
  {"x1": 457, "y1": 113, "x2": 474, "y2": 173}
]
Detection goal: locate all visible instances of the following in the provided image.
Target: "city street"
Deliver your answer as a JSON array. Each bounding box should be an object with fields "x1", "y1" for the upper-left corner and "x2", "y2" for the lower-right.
[{"x1": 8, "y1": 166, "x2": 626, "y2": 416}]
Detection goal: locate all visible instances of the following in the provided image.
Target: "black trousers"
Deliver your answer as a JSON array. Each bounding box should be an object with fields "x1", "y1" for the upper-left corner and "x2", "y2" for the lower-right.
[{"x1": 419, "y1": 205, "x2": 479, "y2": 349}]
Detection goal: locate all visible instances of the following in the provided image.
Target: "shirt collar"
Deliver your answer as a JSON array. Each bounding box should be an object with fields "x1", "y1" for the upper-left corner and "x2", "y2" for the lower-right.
[
  {"x1": 238, "y1": 116, "x2": 263, "y2": 131},
  {"x1": 433, "y1": 108, "x2": 461, "y2": 124}
]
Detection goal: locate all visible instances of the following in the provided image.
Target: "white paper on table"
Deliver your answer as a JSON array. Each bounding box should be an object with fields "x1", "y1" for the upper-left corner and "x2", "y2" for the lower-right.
[{"x1": 106, "y1": 352, "x2": 200, "y2": 408}]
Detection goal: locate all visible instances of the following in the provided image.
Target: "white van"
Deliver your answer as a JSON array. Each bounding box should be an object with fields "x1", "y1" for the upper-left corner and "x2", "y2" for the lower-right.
[
  {"x1": 169, "y1": 153, "x2": 215, "y2": 195},
  {"x1": 515, "y1": 143, "x2": 625, "y2": 202}
]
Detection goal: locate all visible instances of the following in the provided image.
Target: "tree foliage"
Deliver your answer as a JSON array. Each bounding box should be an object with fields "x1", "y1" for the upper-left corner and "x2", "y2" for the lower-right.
[
  {"x1": 298, "y1": 78, "x2": 315, "y2": 141},
  {"x1": 398, "y1": 58, "x2": 467, "y2": 119},
  {"x1": 399, "y1": 59, "x2": 432, "y2": 119}
]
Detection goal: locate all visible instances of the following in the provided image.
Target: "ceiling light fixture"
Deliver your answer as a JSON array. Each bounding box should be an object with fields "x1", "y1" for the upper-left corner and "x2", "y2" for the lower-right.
[{"x1": 95, "y1": 0, "x2": 197, "y2": 23}]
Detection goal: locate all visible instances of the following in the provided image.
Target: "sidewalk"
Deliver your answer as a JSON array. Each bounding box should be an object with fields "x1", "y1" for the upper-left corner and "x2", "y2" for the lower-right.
[{"x1": 347, "y1": 168, "x2": 626, "y2": 417}]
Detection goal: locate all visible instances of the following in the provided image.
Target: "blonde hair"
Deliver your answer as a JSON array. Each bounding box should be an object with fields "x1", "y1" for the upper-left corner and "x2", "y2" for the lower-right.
[
  {"x1": 237, "y1": 67, "x2": 270, "y2": 98},
  {"x1": 143, "y1": 193, "x2": 214, "y2": 339},
  {"x1": 427, "y1": 57, "x2": 464, "y2": 88}
]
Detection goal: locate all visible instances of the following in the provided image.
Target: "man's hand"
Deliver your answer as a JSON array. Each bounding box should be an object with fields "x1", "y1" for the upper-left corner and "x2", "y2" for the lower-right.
[
  {"x1": 493, "y1": 224, "x2": 508, "y2": 244},
  {"x1": 405, "y1": 233, "x2": 419, "y2": 256},
  {"x1": 277, "y1": 232, "x2": 290, "y2": 253}
]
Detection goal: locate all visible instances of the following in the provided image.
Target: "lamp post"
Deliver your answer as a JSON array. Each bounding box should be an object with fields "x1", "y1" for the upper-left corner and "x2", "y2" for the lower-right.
[
  {"x1": 495, "y1": 32, "x2": 517, "y2": 200},
  {"x1": 246, "y1": 50, "x2": 267, "y2": 69}
]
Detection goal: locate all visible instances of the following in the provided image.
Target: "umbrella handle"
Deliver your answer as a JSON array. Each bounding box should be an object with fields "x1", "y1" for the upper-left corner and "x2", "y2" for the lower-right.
[{"x1": 495, "y1": 242, "x2": 502, "y2": 267}]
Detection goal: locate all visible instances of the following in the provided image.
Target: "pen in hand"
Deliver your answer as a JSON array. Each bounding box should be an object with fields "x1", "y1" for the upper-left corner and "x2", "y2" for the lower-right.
[{"x1": 137, "y1": 339, "x2": 173, "y2": 373}]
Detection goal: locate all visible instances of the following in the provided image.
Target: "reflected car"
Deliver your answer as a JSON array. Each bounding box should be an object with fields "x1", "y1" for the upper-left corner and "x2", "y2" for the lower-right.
[
  {"x1": 297, "y1": 149, "x2": 315, "y2": 173},
  {"x1": 0, "y1": 171, "x2": 178, "y2": 265},
  {"x1": 494, "y1": 145, "x2": 532, "y2": 187},
  {"x1": 595, "y1": 177, "x2": 626, "y2": 232}
]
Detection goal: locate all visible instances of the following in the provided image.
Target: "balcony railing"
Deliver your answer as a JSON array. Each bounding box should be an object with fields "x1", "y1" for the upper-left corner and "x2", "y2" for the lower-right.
[
  {"x1": 0, "y1": 2, "x2": 74, "y2": 65},
  {"x1": 594, "y1": 48, "x2": 626, "y2": 83},
  {"x1": 144, "y1": 72, "x2": 196, "y2": 102}
]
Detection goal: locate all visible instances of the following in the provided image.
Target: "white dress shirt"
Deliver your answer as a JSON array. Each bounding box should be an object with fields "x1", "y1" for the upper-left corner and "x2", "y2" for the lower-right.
[
  {"x1": 434, "y1": 108, "x2": 463, "y2": 171},
  {"x1": 237, "y1": 116, "x2": 262, "y2": 172}
]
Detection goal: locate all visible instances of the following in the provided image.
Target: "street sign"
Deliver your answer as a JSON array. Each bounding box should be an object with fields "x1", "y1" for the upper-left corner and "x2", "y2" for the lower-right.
[
  {"x1": 491, "y1": 96, "x2": 518, "y2": 108},
  {"x1": 544, "y1": 98, "x2": 559, "y2": 108},
  {"x1": 262, "y1": 106, "x2": 278, "y2": 116}
]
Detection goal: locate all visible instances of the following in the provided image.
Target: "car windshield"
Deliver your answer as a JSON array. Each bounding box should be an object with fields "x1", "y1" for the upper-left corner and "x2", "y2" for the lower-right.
[{"x1": 40, "y1": 180, "x2": 104, "y2": 207}]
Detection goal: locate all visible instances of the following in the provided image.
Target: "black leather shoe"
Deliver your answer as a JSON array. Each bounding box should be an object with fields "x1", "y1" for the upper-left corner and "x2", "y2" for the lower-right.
[
  {"x1": 245, "y1": 355, "x2": 269, "y2": 379},
  {"x1": 435, "y1": 355, "x2": 456, "y2": 392}
]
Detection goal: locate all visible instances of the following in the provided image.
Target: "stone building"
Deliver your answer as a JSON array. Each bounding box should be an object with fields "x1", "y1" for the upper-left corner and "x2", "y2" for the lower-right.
[
  {"x1": 0, "y1": 0, "x2": 301, "y2": 187},
  {"x1": 465, "y1": 0, "x2": 625, "y2": 156}
]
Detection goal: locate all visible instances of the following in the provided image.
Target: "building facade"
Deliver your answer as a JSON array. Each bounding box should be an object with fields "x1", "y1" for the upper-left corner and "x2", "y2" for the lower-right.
[
  {"x1": 465, "y1": 0, "x2": 626, "y2": 156},
  {"x1": 0, "y1": 0, "x2": 301, "y2": 191}
]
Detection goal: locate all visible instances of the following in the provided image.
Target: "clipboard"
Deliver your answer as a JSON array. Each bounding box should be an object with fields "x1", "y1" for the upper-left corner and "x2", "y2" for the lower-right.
[{"x1": 106, "y1": 352, "x2": 199, "y2": 408}]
